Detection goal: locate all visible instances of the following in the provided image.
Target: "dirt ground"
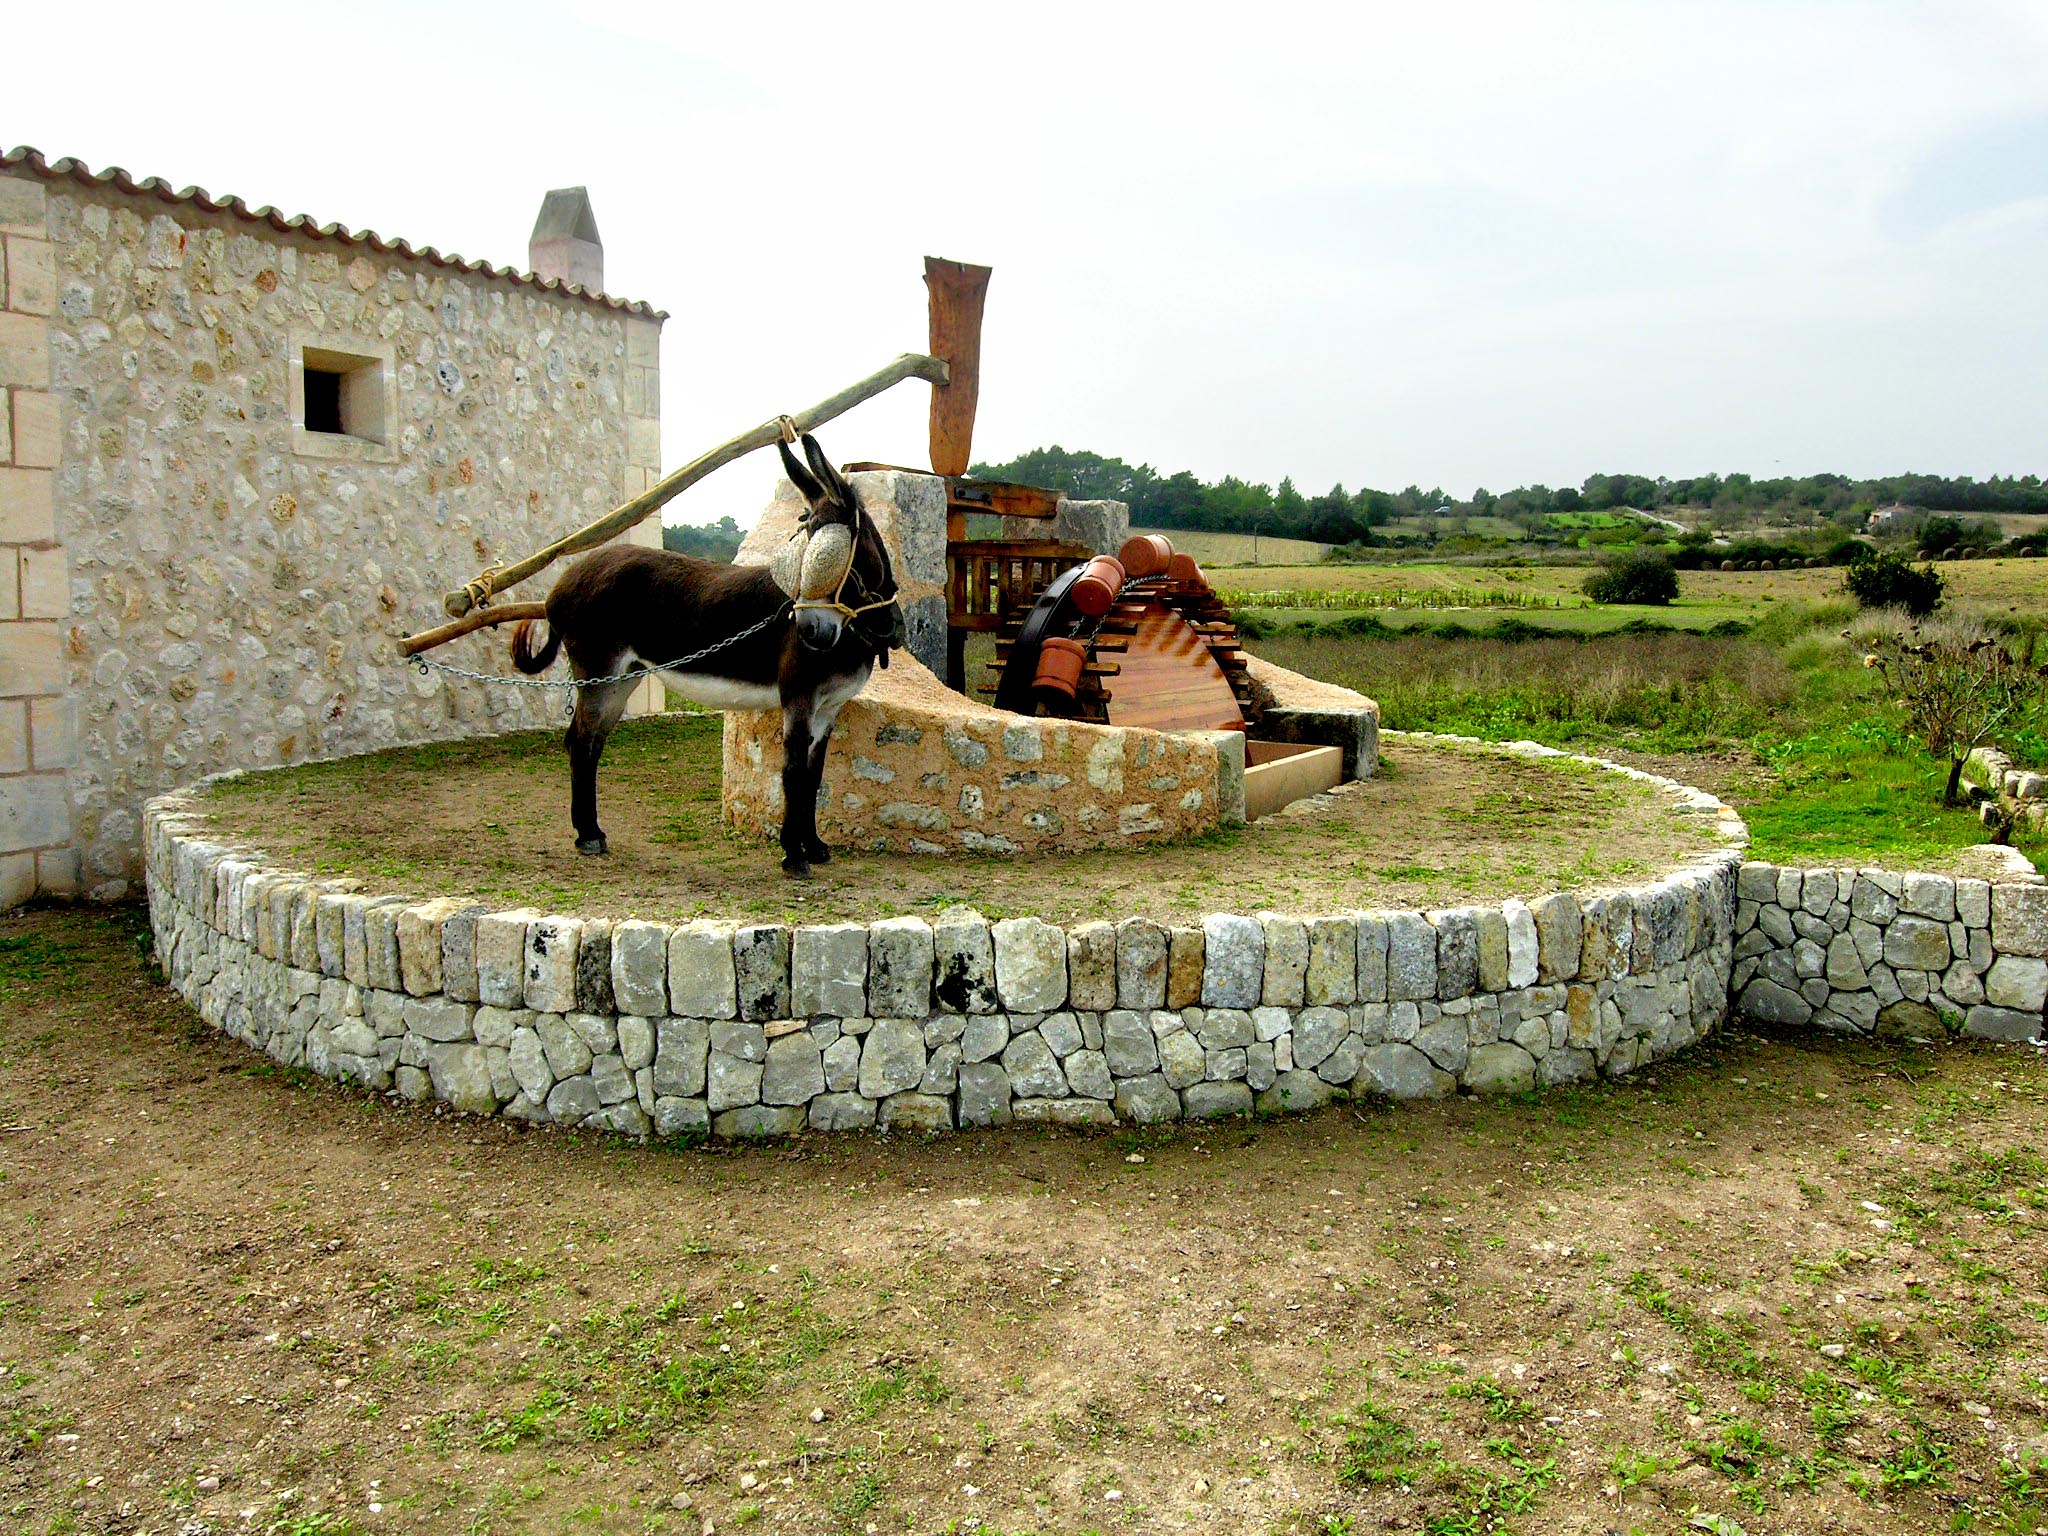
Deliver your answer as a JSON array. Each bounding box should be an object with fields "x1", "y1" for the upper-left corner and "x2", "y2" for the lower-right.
[
  {"x1": 192, "y1": 728, "x2": 1717, "y2": 927},
  {"x1": 4, "y1": 907, "x2": 2047, "y2": 1536}
]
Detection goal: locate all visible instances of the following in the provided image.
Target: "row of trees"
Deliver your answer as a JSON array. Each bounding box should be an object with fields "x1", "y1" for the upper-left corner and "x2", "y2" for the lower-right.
[{"x1": 970, "y1": 446, "x2": 2048, "y2": 545}]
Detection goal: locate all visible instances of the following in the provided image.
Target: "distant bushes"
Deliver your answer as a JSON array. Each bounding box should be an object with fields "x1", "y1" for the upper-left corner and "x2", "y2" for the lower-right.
[
  {"x1": 1583, "y1": 551, "x2": 1678, "y2": 606},
  {"x1": 1843, "y1": 548, "x2": 1944, "y2": 616},
  {"x1": 1227, "y1": 609, "x2": 1754, "y2": 644}
]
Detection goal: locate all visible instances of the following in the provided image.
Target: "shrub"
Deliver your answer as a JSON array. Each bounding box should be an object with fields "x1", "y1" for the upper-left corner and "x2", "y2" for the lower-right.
[
  {"x1": 1843, "y1": 549, "x2": 1943, "y2": 615},
  {"x1": 1583, "y1": 551, "x2": 1678, "y2": 606},
  {"x1": 1852, "y1": 613, "x2": 2048, "y2": 804}
]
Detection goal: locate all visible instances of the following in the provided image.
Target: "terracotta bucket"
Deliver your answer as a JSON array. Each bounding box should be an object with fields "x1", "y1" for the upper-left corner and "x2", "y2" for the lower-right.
[
  {"x1": 1118, "y1": 534, "x2": 1175, "y2": 578},
  {"x1": 1167, "y1": 552, "x2": 1206, "y2": 590},
  {"x1": 1068, "y1": 555, "x2": 1127, "y2": 617},
  {"x1": 1033, "y1": 635, "x2": 1089, "y2": 699}
]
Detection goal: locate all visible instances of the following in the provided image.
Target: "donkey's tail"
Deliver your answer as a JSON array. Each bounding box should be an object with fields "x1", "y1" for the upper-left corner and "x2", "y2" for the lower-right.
[{"x1": 510, "y1": 618, "x2": 561, "y2": 674}]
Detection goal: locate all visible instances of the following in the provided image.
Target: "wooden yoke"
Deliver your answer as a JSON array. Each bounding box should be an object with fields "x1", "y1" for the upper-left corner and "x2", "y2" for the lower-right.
[{"x1": 924, "y1": 257, "x2": 990, "y2": 477}]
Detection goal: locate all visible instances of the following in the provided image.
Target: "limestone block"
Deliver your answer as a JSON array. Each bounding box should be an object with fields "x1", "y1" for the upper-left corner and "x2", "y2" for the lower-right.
[
  {"x1": 733, "y1": 925, "x2": 791, "y2": 1020},
  {"x1": 1183, "y1": 1080, "x2": 1253, "y2": 1119},
  {"x1": 590, "y1": 1053, "x2": 636, "y2": 1105},
  {"x1": 933, "y1": 908, "x2": 1000, "y2": 1013},
  {"x1": 1166, "y1": 926, "x2": 1205, "y2": 1007},
  {"x1": 575, "y1": 921, "x2": 615, "y2": 1015},
  {"x1": 809, "y1": 1093, "x2": 877, "y2": 1131},
  {"x1": 858, "y1": 1017, "x2": 927, "y2": 1098},
  {"x1": 821, "y1": 1033, "x2": 861, "y2": 1091},
  {"x1": 1502, "y1": 899, "x2": 1539, "y2": 989},
  {"x1": 1964, "y1": 1005, "x2": 2041, "y2": 1042},
  {"x1": 1356, "y1": 914, "x2": 1389, "y2": 1001},
  {"x1": 1067, "y1": 922, "x2": 1118, "y2": 1011},
  {"x1": 921, "y1": 1040, "x2": 962, "y2": 1094},
  {"x1": 655, "y1": 1097, "x2": 711, "y2": 1138},
  {"x1": 1530, "y1": 893, "x2": 1582, "y2": 982},
  {"x1": 993, "y1": 916, "x2": 1067, "y2": 1012},
  {"x1": 421, "y1": 1043, "x2": 498, "y2": 1115},
  {"x1": 1301, "y1": 915, "x2": 1355, "y2": 1006},
  {"x1": 1432, "y1": 909, "x2": 1480, "y2": 998},
  {"x1": 1985, "y1": 956, "x2": 2048, "y2": 1013},
  {"x1": 475, "y1": 912, "x2": 534, "y2": 1009},
  {"x1": 761, "y1": 1032, "x2": 827, "y2": 1105},
  {"x1": 1195, "y1": 1007, "x2": 1253, "y2": 1051},
  {"x1": 1901, "y1": 873, "x2": 1957, "y2": 922},
  {"x1": 361, "y1": 900, "x2": 405, "y2": 992},
  {"x1": 653, "y1": 1018, "x2": 709, "y2": 1097},
  {"x1": 1757, "y1": 904, "x2": 1795, "y2": 946},
  {"x1": 669, "y1": 921, "x2": 739, "y2": 1018},
  {"x1": 616, "y1": 1015, "x2": 656, "y2": 1071},
  {"x1": 397, "y1": 898, "x2": 463, "y2": 997},
  {"x1": 793, "y1": 923, "x2": 867, "y2": 1017},
  {"x1": 868, "y1": 916, "x2": 934, "y2": 1016},
  {"x1": 524, "y1": 917, "x2": 581, "y2": 1014},
  {"x1": 1248, "y1": 1070, "x2": 1329, "y2": 1114},
  {"x1": 1464, "y1": 1041, "x2": 1536, "y2": 1093},
  {"x1": 1317, "y1": 1033, "x2": 1364, "y2": 1084},
  {"x1": 707, "y1": 1050, "x2": 764, "y2": 1112},
  {"x1": 1799, "y1": 869, "x2": 1836, "y2": 916},
  {"x1": 610, "y1": 920, "x2": 670, "y2": 1017},
  {"x1": 713, "y1": 1105, "x2": 805, "y2": 1138},
  {"x1": 1825, "y1": 934, "x2": 1869, "y2": 991},
  {"x1": 1201, "y1": 914, "x2": 1264, "y2": 1008},
  {"x1": 1956, "y1": 878, "x2": 1991, "y2": 929},
  {"x1": 957, "y1": 1061, "x2": 1014, "y2": 1127},
  {"x1": 439, "y1": 905, "x2": 485, "y2": 1002},
  {"x1": 402, "y1": 995, "x2": 474, "y2": 1043},
  {"x1": 1850, "y1": 876, "x2": 1899, "y2": 925},
  {"x1": 1413, "y1": 1015, "x2": 1469, "y2": 1076},
  {"x1": 1259, "y1": 914, "x2": 1309, "y2": 1006},
  {"x1": 960, "y1": 1012, "x2": 1009, "y2": 1063},
  {"x1": 1102, "y1": 1010, "x2": 1159, "y2": 1077},
  {"x1": 1386, "y1": 912, "x2": 1438, "y2": 1001},
  {"x1": 1776, "y1": 868, "x2": 1803, "y2": 910},
  {"x1": 1883, "y1": 916, "x2": 1951, "y2": 972},
  {"x1": 1739, "y1": 978, "x2": 1811, "y2": 1025},
  {"x1": 537, "y1": 1015, "x2": 594, "y2": 1078},
  {"x1": 1156, "y1": 1027, "x2": 1206, "y2": 1090},
  {"x1": 1013, "y1": 1098, "x2": 1116, "y2": 1128},
  {"x1": 878, "y1": 1091, "x2": 953, "y2": 1133},
  {"x1": 1113, "y1": 1073, "x2": 1180, "y2": 1124},
  {"x1": 1992, "y1": 884, "x2": 2048, "y2": 957},
  {"x1": 1040, "y1": 1011, "x2": 1085, "y2": 1058},
  {"x1": 1115, "y1": 918, "x2": 1169, "y2": 1009},
  {"x1": 1473, "y1": 908, "x2": 1510, "y2": 992},
  {"x1": 1246, "y1": 1041, "x2": 1277, "y2": 1091},
  {"x1": 1002, "y1": 1028, "x2": 1068, "y2": 1097},
  {"x1": 1291, "y1": 1006, "x2": 1347, "y2": 1071}
]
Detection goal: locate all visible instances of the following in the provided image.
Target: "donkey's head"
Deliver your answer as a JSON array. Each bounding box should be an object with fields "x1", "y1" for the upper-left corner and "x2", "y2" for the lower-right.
[{"x1": 778, "y1": 434, "x2": 905, "y2": 660}]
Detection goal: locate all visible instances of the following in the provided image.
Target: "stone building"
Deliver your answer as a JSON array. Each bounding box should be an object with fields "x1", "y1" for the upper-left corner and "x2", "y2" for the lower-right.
[{"x1": 0, "y1": 149, "x2": 665, "y2": 905}]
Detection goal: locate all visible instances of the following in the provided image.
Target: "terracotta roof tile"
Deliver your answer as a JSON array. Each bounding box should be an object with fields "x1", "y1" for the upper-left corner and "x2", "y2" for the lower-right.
[{"x1": 2, "y1": 145, "x2": 665, "y2": 319}]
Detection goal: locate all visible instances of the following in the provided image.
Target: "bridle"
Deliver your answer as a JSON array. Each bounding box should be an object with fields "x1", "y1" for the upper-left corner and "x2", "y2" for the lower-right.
[{"x1": 791, "y1": 495, "x2": 901, "y2": 662}]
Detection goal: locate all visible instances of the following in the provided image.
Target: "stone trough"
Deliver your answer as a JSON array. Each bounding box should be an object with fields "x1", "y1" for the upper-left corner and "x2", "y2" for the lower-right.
[{"x1": 141, "y1": 734, "x2": 1757, "y2": 1139}]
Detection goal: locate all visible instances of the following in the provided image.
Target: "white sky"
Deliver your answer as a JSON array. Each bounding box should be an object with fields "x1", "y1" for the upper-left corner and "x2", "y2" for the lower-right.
[{"x1": 12, "y1": 0, "x2": 2048, "y2": 518}]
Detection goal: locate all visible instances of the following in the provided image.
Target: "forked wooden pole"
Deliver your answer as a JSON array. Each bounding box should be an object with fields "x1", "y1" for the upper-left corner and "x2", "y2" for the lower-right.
[
  {"x1": 397, "y1": 602, "x2": 547, "y2": 658},
  {"x1": 431, "y1": 350, "x2": 950, "y2": 623}
]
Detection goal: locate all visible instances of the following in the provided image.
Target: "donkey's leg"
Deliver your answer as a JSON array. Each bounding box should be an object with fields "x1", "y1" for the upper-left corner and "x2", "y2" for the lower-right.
[
  {"x1": 566, "y1": 666, "x2": 637, "y2": 857},
  {"x1": 779, "y1": 703, "x2": 821, "y2": 879},
  {"x1": 801, "y1": 729, "x2": 834, "y2": 864}
]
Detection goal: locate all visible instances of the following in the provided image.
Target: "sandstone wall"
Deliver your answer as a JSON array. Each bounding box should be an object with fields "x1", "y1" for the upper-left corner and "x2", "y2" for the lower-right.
[
  {"x1": 141, "y1": 741, "x2": 1744, "y2": 1137},
  {"x1": 0, "y1": 163, "x2": 664, "y2": 902}
]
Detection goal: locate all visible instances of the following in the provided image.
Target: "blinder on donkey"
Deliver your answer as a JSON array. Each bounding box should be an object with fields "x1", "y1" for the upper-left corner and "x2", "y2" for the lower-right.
[{"x1": 508, "y1": 432, "x2": 905, "y2": 878}]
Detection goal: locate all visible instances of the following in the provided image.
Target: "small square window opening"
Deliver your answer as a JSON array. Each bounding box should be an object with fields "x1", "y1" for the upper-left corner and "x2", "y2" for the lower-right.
[
  {"x1": 304, "y1": 365, "x2": 344, "y2": 435},
  {"x1": 297, "y1": 345, "x2": 388, "y2": 445}
]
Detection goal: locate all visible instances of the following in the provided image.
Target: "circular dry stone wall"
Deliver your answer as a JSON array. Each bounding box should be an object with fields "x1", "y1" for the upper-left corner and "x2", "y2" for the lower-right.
[{"x1": 141, "y1": 735, "x2": 1749, "y2": 1139}]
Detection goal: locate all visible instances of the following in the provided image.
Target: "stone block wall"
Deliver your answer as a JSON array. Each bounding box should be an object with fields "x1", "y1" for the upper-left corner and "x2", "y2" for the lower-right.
[
  {"x1": 0, "y1": 157, "x2": 665, "y2": 903},
  {"x1": 140, "y1": 743, "x2": 1743, "y2": 1137},
  {"x1": 0, "y1": 175, "x2": 67, "y2": 908},
  {"x1": 1731, "y1": 857, "x2": 2048, "y2": 1043}
]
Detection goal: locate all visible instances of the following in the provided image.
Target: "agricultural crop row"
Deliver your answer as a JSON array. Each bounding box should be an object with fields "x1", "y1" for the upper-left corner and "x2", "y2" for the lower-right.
[{"x1": 1217, "y1": 586, "x2": 1568, "y2": 611}]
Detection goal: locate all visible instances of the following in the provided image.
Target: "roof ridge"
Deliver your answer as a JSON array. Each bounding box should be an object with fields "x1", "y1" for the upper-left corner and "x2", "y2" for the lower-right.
[{"x1": 1, "y1": 145, "x2": 666, "y2": 320}]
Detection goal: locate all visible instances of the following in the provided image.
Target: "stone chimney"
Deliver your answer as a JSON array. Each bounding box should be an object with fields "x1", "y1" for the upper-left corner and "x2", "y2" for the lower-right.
[{"x1": 528, "y1": 187, "x2": 603, "y2": 292}]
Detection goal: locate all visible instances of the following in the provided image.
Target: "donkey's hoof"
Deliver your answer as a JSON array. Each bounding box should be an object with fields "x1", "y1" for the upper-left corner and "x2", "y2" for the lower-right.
[
  {"x1": 576, "y1": 835, "x2": 609, "y2": 857},
  {"x1": 781, "y1": 855, "x2": 814, "y2": 881},
  {"x1": 804, "y1": 843, "x2": 833, "y2": 866}
]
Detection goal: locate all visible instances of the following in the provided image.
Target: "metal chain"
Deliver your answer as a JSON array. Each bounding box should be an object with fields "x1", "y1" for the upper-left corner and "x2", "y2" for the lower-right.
[{"x1": 404, "y1": 603, "x2": 792, "y2": 715}]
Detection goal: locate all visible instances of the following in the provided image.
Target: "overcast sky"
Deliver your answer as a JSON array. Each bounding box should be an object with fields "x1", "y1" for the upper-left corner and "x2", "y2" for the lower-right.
[{"x1": 13, "y1": 1, "x2": 2048, "y2": 519}]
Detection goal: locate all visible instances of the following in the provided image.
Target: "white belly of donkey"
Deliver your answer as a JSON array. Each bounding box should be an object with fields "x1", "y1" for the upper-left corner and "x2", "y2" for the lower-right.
[{"x1": 653, "y1": 667, "x2": 781, "y2": 711}]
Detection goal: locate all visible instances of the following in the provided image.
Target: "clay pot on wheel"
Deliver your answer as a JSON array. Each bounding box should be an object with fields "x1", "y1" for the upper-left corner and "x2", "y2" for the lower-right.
[
  {"x1": 1033, "y1": 636, "x2": 1089, "y2": 700},
  {"x1": 1167, "y1": 552, "x2": 1206, "y2": 590},
  {"x1": 1069, "y1": 555, "x2": 1127, "y2": 618}
]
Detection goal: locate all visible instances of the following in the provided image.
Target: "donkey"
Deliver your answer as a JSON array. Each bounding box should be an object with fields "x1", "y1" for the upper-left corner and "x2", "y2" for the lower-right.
[{"x1": 510, "y1": 434, "x2": 903, "y2": 877}]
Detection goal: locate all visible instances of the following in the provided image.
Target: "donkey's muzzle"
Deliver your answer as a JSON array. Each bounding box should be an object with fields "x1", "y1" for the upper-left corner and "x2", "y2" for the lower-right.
[{"x1": 795, "y1": 606, "x2": 845, "y2": 651}]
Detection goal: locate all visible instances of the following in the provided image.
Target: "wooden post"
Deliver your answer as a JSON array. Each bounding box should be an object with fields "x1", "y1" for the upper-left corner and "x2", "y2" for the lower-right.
[
  {"x1": 434, "y1": 351, "x2": 950, "y2": 621},
  {"x1": 925, "y1": 257, "x2": 990, "y2": 477}
]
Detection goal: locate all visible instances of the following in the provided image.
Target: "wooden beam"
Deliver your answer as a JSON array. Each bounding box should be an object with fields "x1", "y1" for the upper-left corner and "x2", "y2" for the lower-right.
[
  {"x1": 397, "y1": 601, "x2": 548, "y2": 656},
  {"x1": 925, "y1": 257, "x2": 990, "y2": 477},
  {"x1": 437, "y1": 351, "x2": 950, "y2": 619}
]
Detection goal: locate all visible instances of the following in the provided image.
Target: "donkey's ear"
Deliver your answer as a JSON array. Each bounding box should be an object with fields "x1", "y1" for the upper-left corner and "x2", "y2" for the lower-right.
[
  {"x1": 801, "y1": 434, "x2": 857, "y2": 512},
  {"x1": 778, "y1": 437, "x2": 827, "y2": 511}
]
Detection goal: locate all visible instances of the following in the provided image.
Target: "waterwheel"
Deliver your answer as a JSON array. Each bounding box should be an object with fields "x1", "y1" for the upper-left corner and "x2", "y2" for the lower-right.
[{"x1": 981, "y1": 537, "x2": 1255, "y2": 731}]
